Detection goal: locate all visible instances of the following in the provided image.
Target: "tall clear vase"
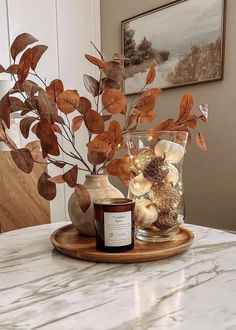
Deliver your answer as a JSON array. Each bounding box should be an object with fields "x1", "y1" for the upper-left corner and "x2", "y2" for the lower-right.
[{"x1": 125, "y1": 130, "x2": 188, "y2": 242}]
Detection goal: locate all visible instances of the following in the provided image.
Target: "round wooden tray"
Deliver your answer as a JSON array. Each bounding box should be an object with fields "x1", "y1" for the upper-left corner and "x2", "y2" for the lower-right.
[{"x1": 51, "y1": 224, "x2": 194, "y2": 263}]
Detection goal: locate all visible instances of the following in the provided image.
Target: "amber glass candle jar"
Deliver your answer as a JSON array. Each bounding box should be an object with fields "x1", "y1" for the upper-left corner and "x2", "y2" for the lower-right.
[{"x1": 94, "y1": 198, "x2": 135, "y2": 253}]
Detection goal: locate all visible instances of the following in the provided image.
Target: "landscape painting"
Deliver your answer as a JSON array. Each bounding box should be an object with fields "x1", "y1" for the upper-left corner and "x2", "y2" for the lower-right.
[{"x1": 122, "y1": 0, "x2": 225, "y2": 94}]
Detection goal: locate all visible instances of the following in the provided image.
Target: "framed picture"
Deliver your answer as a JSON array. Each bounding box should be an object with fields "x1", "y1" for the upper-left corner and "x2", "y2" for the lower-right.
[{"x1": 121, "y1": 0, "x2": 226, "y2": 95}]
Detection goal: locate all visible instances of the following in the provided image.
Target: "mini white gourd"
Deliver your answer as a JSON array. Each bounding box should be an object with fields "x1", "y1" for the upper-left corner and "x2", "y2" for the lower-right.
[
  {"x1": 134, "y1": 199, "x2": 158, "y2": 228},
  {"x1": 129, "y1": 173, "x2": 152, "y2": 197},
  {"x1": 164, "y1": 164, "x2": 179, "y2": 186},
  {"x1": 154, "y1": 140, "x2": 184, "y2": 163}
]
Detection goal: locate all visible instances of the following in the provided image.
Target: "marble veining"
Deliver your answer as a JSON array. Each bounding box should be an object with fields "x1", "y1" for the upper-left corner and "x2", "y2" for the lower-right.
[{"x1": 0, "y1": 223, "x2": 236, "y2": 330}]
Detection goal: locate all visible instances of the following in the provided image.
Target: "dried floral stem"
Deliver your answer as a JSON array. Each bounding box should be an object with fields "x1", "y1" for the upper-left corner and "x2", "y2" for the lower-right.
[{"x1": 32, "y1": 70, "x2": 47, "y2": 88}]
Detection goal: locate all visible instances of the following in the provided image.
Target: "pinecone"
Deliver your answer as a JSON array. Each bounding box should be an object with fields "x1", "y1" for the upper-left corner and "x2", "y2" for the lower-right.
[
  {"x1": 143, "y1": 157, "x2": 168, "y2": 184},
  {"x1": 153, "y1": 210, "x2": 178, "y2": 230},
  {"x1": 149, "y1": 184, "x2": 181, "y2": 210}
]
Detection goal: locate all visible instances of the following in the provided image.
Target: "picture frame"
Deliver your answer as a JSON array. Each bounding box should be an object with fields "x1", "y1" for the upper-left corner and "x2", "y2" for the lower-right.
[{"x1": 121, "y1": 0, "x2": 226, "y2": 95}]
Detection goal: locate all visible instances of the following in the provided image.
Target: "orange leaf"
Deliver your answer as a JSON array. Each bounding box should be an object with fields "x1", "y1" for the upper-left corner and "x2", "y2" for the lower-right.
[
  {"x1": 57, "y1": 90, "x2": 80, "y2": 114},
  {"x1": 38, "y1": 172, "x2": 56, "y2": 201},
  {"x1": 146, "y1": 66, "x2": 156, "y2": 84},
  {"x1": 196, "y1": 131, "x2": 207, "y2": 151},
  {"x1": 108, "y1": 120, "x2": 122, "y2": 147},
  {"x1": 10, "y1": 33, "x2": 38, "y2": 60},
  {"x1": 103, "y1": 61, "x2": 126, "y2": 82},
  {"x1": 154, "y1": 118, "x2": 174, "y2": 131},
  {"x1": 135, "y1": 95, "x2": 155, "y2": 113},
  {"x1": 30, "y1": 45, "x2": 48, "y2": 70},
  {"x1": 63, "y1": 165, "x2": 78, "y2": 188},
  {"x1": 102, "y1": 89, "x2": 127, "y2": 114},
  {"x1": 186, "y1": 114, "x2": 197, "y2": 128},
  {"x1": 85, "y1": 54, "x2": 107, "y2": 70},
  {"x1": 106, "y1": 156, "x2": 131, "y2": 186},
  {"x1": 142, "y1": 88, "x2": 161, "y2": 98},
  {"x1": 178, "y1": 93, "x2": 193, "y2": 121},
  {"x1": 139, "y1": 111, "x2": 156, "y2": 123},
  {"x1": 87, "y1": 139, "x2": 112, "y2": 154},
  {"x1": 25, "y1": 140, "x2": 41, "y2": 153},
  {"x1": 124, "y1": 113, "x2": 141, "y2": 131},
  {"x1": 72, "y1": 115, "x2": 83, "y2": 133},
  {"x1": 84, "y1": 110, "x2": 104, "y2": 134},
  {"x1": 75, "y1": 184, "x2": 91, "y2": 213},
  {"x1": 46, "y1": 79, "x2": 64, "y2": 102}
]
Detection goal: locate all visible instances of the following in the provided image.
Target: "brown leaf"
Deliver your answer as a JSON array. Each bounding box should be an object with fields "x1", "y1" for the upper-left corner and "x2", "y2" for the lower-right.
[
  {"x1": 47, "y1": 175, "x2": 65, "y2": 184},
  {"x1": 57, "y1": 90, "x2": 80, "y2": 114},
  {"x1": 0, "y1": 65, "x2": 5, "y2": 73},
  {"x1": 178, "y1": 93, "x2": 193, "y2": 121},
  {"x1": 38, "y1": 172, "x2": 56, "y2": 201},
  {"x1": 46, "y1": 79, "x2": 64, "y2": 102},
  {"x1": 49, "y1": 159, "x2": 66, "y2": 168},
  {"x1": 0, "y1": 93, "x2": 11, "y2": 128},
  {"x1": 31, "y1": 122, "x2": 38, "y2": 134},
  {"x1": 102, "y1": 114, "x2": 112, "y2": 122},
  {"x1": 108, "y1": 120, "x2": 122, "y2": 147},
  {"x1": 5, "y1": 64, "x2": 18, "y2": 74},
  {"x1": 71, "y1": 115, "x2": 83, "y2": 133},
  {"x1": 102, "y1": 89, "x2": 127, "y2": 114},
  {"x1": 85, "y1": 54, "x2": 107, "y2": 70},
  {"x1": 36, "y1": 118, "x2": 60, "y2": 156},
  {"x1": 87, "y1": 139, "x2": 112, "y2": 154},
  {"x1": 146, "y1": 66, "x2": 156, "y2": 84},
  {"x1": 30, "y1": 45, "x2": 48, "y2": 70},
  {"x1": 14, "y1": 80, "x2": 41, "y2": 97},
  {"x1": 78, "y1": 97, "x2": 91, "y2": 114},
  {"x1": 10, "y1": 33, "x2": 38, "y2": 60},
  {"x1": 106, "y1": 156, "x2": 131, "y2": 186},
  {"x1": 63, "y1": 165, "x2": 78, "y2": 188},
  {"x1": 103, "y1": 61, "x2": 126, "y2": 82},
  {"x1": 135, "y1": 94, "x2": 155, "y2": 113},
  {"x1": 10, "y1": 97, "x2": 28, "y2": 113},
  {"x1": 10, "y1": 148, "x2": 34, "y2": 174},
  {"x1": 196, "y1": 131, "x2": 207, "y2": 151},
  {"x1": 83, "y1": 74, "x2": 100, "y2": 97},
  {"x1": 20, "y1": 116, "x2": 37, "y2": 138},
  {"x1": 84, "y1": 110, "x2": 104, "y2": 133},
  {"x1": 100, "y1": 77, "x2": 120, "y2": 91},
  {"x1": 87, "y1": 149, "x2": 107, "y2": 165},
  {"x1": 124, "y1": 113, "x2": 141, "y2": 131},
  {"x1": 75, "y1": 184, "x2": 91, "y2": 213},
  {"x1": 38, "y1": 89, "x2": 58, "y2": 123},
  {"x1": 17, "y1": 48, "x2": 32, "y2": 82},
  {"x1": 199, "y1": 104, "x2": 208, "y2": 122},
  {"x1": 51, "y1": 123, "x2": 62, "y2": 134}
]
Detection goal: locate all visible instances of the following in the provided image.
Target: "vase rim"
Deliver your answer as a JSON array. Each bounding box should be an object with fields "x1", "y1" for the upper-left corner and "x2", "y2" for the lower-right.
[
  {"x1": 85, "y1": 174, "x2": 107, "y2": 178},
  {"x1": 124, "y1": 129, "x2": 189, "y2": 137}
]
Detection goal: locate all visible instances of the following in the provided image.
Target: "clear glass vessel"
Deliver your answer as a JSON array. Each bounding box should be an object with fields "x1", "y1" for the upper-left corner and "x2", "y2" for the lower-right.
[{"x1": 125, "y1": 130, "x2": 188, "y2": 242}]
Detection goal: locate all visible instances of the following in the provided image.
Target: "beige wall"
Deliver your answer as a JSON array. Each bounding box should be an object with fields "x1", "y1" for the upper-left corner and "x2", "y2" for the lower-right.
[{"x1": 101, "y1": 0, "x2": 236, "y2": 230}]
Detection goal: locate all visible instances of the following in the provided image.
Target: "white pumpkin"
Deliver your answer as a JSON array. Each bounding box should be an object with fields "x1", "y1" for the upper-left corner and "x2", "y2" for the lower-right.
[
  {"x1": 129, "y1": 173, "x2": 152, "y2": 197},
  {"x1": 134, "y1": 199, "x2": 158, "y2": 228},
  {"x1": 154, "y1": 140, "x2": 184, "y2": 164},
  {"x1": 164, "y1": 164, "x2": 179, "y2": 186}
]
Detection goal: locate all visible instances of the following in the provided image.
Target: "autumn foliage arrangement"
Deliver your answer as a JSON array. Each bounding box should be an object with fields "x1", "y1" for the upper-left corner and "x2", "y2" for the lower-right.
[{"x1": 0, "y1": 33, "x2": 208, "y2": 205}]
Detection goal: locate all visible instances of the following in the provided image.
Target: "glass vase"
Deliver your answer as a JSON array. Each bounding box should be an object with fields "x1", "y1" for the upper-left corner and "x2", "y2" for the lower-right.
[{"x1": 125, "y1": 130, "x2": 188, "y2": 242}]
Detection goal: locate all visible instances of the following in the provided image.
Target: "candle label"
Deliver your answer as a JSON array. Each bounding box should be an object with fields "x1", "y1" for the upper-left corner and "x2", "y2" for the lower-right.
[{"x1": 104, "y1": 211, "x2": 132, "y2": 247}]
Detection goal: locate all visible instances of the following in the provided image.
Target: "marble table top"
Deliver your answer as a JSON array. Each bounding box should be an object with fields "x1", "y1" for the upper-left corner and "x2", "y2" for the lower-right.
[{"x1": 0, "y1": 223, "x2": 235, "y2": 330}]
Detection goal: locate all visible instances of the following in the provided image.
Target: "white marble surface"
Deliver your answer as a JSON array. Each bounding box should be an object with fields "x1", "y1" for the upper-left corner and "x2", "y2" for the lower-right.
[{"x1": 0, "y1": 223, "x2": 236, "y2": 330}]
